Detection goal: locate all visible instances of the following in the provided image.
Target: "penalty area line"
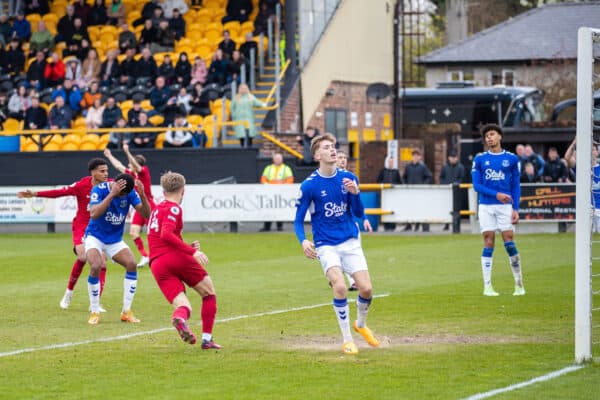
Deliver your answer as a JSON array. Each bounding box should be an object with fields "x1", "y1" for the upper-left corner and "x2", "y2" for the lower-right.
[
  {"x1": 0, "y1": 293, "x2": 390, "y2": 358},
  {"x1": 462, "y1": 364, "x2": 584, "y2": 400}
]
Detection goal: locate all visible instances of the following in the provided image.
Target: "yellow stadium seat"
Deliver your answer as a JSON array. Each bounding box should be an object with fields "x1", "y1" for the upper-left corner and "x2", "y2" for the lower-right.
[
  {"x1": 88, "y1": 26, "x2": 102, "y2": 42},
  {"x1": 73, "y1": 117, "x2": 87, "y2": 129},
  {"x1": 23, "y1": 141, "x2": 40, "y2": 152},
  {"x1": 155, "y1": 132, "x2": 166, "y2": 149},
  {"x1": 195, "y1": 9, "x2": 212, "y2": 25},
  {"x1": 183, "y1": 13, "x2": 196, "y2": 26},
  {"x1": 98, "y1": 134, "x2": 110, "y2": 149},
  {"x1": 140, "y1": 100, "x2": 152, "y2": 111},
  {"x1": 126, "y1": 10, "x2": 141, "y2": 26},
  {"x1": 204, "y1": 29, "x2": 222, "y2": 43},
  {"x1": 3, "y1": 118, "x2": 21, "y2": 133},
  {"x1": 61, "y1": 134, "x2": 81, "y2": 151},
  {"x1": 195, "y1": 43, "x2": 212, "y2": 59},
  {"x1": 27, "y1": 14, "x2": 41, "y2": 32},
  {"x1": 223, "y1": 21, "x2": 241, "y2": 36},
  {"x1": 149, "y1": 115, "x2": 164, "y2": 126},
  {"x1": 42, "y1": 13, "x2": 58, "y2": 27},
  {"x1": 80, "y1": 134, "x2": 100, "y2": 150},
  {"x1": 212, "y1": 9, "x2": 227, "y2": 22},
  {"x1": 186, "y1": 29, "x2": 204, "y2": 42},
  {"x1": 241, "y1": 21, "x2": 254, "y2": 35},
  {"x1": 187, "y1": 115, "x2": 203, "y2": 126},
  {"x1": 43, "y1": 134, "x2": 63, "y2": 151}
]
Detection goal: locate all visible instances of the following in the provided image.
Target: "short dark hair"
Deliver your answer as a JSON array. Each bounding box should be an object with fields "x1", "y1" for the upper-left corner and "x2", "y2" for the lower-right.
[
  {"x1": 411, "y1": 149, "x2": 421, "y2": 156},
  {"x1": 115, "y1": 173, "x2": 135, "y2": 194},
  {"x1": 480, "y1": 123, "x2": 503, "y2": 139},
  {"x1": 88, "y1": 158, "x2": 107, "y2": 172},
  {"x1": 134, "y1": 154, "x2": 146, "y2": 166}
]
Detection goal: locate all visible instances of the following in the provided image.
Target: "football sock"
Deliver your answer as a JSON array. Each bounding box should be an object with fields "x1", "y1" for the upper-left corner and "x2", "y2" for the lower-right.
[
  {"x1": 87, "y1": 275, "x2": 100, "y2": 313},
  {"x1": 201, "y1": 294, "x2": 217, "y2": 336},
  {"x1": 99, "y1": 266, "x2": 107, "y2": 296},
  {"x1": 172, "y1": 306, "x2": 191, "y2": 321},
  {"x1": 333, "y1": 298, "x2": 353, "y2": 342},
  {"x1": 122, "y1": 271, "x2": 137, "y2": 312},
  {"x1": 133, "y1": 237, "x2": 148, "y2": 257},
  {"x1": 481, "y1": 247, "x2": 494, "y2": 287},
  {"x1": 504, "y1": 241, "x2": 523, "y2": 286},
  {"x1": 356, "y1": 295, "x2": 372, "y2": 328},
  {"x1": 67, "y1": 259, "x2": 86, "y2": 290}
]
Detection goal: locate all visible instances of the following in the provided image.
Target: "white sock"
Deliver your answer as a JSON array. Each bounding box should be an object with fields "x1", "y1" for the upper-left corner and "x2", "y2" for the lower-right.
[
  {"x1": 122, "y1": 274, "x2": 137, "y2": 312},
  {"x1": 202, "y1": 333, "x2": 212, "y2": 342},
  {"x1": 509, "y1": 254, "x2": 523, "y2": 287},
  {"x1": 356, "y1": 296, "x2": 371, "y2": 328},
  {"x1": 481, "y1": 256, "x2": 493, "y2": 287},
  {"x1": 333, "y1": 298, "x2": 353, "y2": 343},
  {"x1": 65, "y1": 288, "x2": 73, "y2": 295},
  {"x1": 87, "y1": 277, "x2": 100, "y2": 313}
]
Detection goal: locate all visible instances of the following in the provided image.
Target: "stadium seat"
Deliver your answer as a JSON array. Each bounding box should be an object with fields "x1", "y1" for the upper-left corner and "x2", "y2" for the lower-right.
[
  {"x1": 42, "y1": 13, "x2": 58, "y2": 27},
  {"x1": 88, "y1": 26, "x2": 102, "y2": 42},
  {"x1": 140, "y1": 99, "x2": 152, "y2": 111},
  {"x1": 73, "y1": 117, "x2": 87, "y2": 130},
  {"x1": 204, "y1": 28, "x2": 222, "y2": 43},
  {"x1": 196, "y1": 9, "x2": 212, "y2": 25},
  {"x1": 155, "y1": 132, "x2": 166, "y2": 149},
  {"x1": 80, "y1": 134, "x2": 100, "y2": 150},
  {"x1": 43, "y1": 135, "x2": 63, "y2": 151},
  {"x1": 26, "y1": 14, "x2": 41, "y2": 32},
  {"x1": 61, "y1": 134, "x2": 81, "y2": 151},
  {"x1": 187, "y1": 114, "x2": 203, "y2": 127},
  {"x1": 3, "y1": 118, "x2": 21, "y2": 133},
  {"x1": 126, "y1": 10, "x2": 141, "y2": 26},
  {"x1": 22, "y1": 140, "x2": 40, "y2": 152},
  {"x1": 223, "y1": 21, "x2": 241, "y2": 36},
  {"x1": 212, "y1": 9, "x2": 227, "y2": 22},
  {"x1": 149, "y1": 115, "x2": 164, "y2": 126},
  {"x1": 98, "y1": 134, "x2": 110, "y2": 149},
  {"x1": 241, "y1": 21, "x2": 254, "y2": 36}
]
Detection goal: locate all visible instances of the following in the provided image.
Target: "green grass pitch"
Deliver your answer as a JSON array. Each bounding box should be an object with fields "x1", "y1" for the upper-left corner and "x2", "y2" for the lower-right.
[{"x1": 1, "y1": 231, "x2": 599, "y2": 399}]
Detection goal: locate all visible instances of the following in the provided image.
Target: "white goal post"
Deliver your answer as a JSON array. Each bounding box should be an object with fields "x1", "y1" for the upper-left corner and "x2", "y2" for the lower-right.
[{"x1": 575, "y1": 27, "x2": 599, "y2": 364}]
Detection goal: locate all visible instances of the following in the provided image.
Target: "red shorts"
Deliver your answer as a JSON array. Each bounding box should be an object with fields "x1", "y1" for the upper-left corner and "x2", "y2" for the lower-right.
[
  {"x1": 131, "y1": 209, "x2": 148, "y2": 227},
  {"x1": 150, "y1": 252, "x2": 208, "y2": 303},
  {"x1": 72, "y1": 226, "x2": 86, "y2": 246}
]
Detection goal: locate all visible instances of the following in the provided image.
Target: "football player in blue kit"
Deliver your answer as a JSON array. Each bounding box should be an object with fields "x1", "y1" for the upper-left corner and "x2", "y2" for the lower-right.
[{"x1": 471, "y1": 124, "x2": 525, "y2": 297}]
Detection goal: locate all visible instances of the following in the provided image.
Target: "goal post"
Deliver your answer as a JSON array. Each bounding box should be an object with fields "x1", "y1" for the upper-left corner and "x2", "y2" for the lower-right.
[{"x1": 575, "y1": 26, "x2": 597, "y2": 364}]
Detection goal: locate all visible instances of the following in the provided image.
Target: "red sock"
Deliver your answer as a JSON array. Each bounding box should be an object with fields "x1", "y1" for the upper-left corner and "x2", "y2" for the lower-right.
[
  {"x1": 133, "y1": 237, "x2": 148, "y2": 257},
  {"x1": 99, "y1": 266, "x2": 107, "y2": 295},
  {"x1": 67, "y1": 259, "x2": 86, "y2": 290},
  {"x1": 172, "y1": 306, "x2": 191, "y2": 321},
  {"x1": 201, "y1": 295, "x2": 217, "y2": 335}
]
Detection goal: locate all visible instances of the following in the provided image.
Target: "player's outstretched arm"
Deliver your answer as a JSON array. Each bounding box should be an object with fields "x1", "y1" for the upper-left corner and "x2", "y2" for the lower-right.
[
  {"x1": 17, "y1": 190, "x2": 35, "y2": 198},
  {"x1": 123, "y1": 143, "x2": 142, "y2": 174},
  {"x1": 103, "y1": 148, "x2": 127, "y2": 173}
]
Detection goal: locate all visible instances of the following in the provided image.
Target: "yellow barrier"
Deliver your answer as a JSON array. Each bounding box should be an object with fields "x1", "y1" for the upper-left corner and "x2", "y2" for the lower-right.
[{"x1": 365, "y1": 209, "x2": 394, "y2": 216}]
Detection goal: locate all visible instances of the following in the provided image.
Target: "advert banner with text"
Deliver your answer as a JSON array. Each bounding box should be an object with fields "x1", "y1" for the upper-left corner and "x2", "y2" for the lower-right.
[{"x1": 518, "y1": 183, "x2": 575, "y2": 221}]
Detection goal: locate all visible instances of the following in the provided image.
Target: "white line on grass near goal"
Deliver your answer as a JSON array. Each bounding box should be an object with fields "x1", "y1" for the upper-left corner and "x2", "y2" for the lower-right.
[
  {"x1": 462, "y1": 365, "x2": 584, "y2": 400},
  {"x1": 0, "y1": 293, "x2": 390, "y2": 358}
]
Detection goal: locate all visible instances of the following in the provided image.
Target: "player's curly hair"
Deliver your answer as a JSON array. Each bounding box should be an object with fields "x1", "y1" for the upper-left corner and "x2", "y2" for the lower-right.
[
  {"x1": 480, "y1": 123, "x2": 503, "y2": 139},
  {"x1": 115, "y1": 173, "x2": 135, "y2": 194},
  {"x1": 88, "y1": 158, "x2": 107, "y2": 172},
  {"x1": 160, "y1": 171, "x2": 185, "y2": 193}
]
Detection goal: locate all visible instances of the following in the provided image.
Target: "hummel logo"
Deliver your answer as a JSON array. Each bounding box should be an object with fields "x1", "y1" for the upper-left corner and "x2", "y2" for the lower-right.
[
  {"x1": 320, "y1": 190, "x2": 327, "y2": 197},
  {"x1": 338, "y1": 311, "x2": 347, "y2": 320},
  {"x1": 92, "y1": 290, "x2": 99, "y2": 296}
]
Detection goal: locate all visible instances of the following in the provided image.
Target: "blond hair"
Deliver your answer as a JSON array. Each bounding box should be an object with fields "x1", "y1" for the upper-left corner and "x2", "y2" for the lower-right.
[
  {"x1": 310, "y1": 132, "x2": 336, "y2": 156},
  {"x1": 160, "y1": 171, "x2": 186, "y2": 193}
]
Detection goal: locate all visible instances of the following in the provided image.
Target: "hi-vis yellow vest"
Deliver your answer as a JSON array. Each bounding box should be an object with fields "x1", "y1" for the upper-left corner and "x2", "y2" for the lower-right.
[{"x1": 261, "y1": 164, "x2": 294, "y2": 184}]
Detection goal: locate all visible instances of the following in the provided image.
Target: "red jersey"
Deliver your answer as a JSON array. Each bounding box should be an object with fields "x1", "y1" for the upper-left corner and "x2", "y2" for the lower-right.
[
  {"x1": 147, "y1": 200, "x2": 196, "y2": 262},
  {"x1": 126, "y1": 166, "x2": 153, "y2": 202},
  {"x1": 36, "y1": 176, "x2": 94, "y2": 234}
]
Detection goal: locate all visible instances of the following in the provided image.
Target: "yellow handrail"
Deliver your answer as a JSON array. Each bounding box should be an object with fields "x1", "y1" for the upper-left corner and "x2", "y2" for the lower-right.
[
  {"x1": 260, "y1": 131, "x2": 303, "y2": 159},
  {"x1": 264, "y1": 59, "x2": 290, "y2": 105}
]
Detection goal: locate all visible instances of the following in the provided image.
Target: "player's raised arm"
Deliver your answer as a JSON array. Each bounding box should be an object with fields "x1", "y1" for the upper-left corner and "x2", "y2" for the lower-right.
[
  {"x1": 123, "y1": 144, "x2": 142, "y2": 174},
  {"x1": 133, "y1": 180, "x2": 151, "y2": 219},
  {"x1": 103, "y1": 148, "x2": 127, "y2": 173}
]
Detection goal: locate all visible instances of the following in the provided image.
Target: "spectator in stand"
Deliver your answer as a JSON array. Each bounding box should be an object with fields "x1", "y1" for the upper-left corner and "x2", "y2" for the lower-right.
[
  {"x1": 52, "y1": 78, "x2": 83, "y2": 113},
  {"x1": 260, "y1": 0, "x2": 280, "y2": 13},
  {"x1": 239, "y1": 32, "x2": 258, "y2": 64},
  {"x1": 10, "y1": 12, "x2": 31, "y2": 42},
  {"x1": 162, "y1": 0, "x2": 188, "y2": 18},
  {"x1": 25, "y1": 0, "x2": 50, "y2": 15},
  {"x1": 62, "y1": 40, "x2": 80, "y2": 58},
  {"x1": 78, "y1": 38, "x2": 91, "y2": 61},
  {"x1": 208, "y1": 48, "x2": 229, "y2": 86},
  {"x1": 89, "y1": 0, "x2": 108, "y2": 26},
  {"x1": 27, "y1": 50, "x2": 47, "y2": 90},
  {"x1": 118, "y1": 21, "x2": 137, "y2": 54},
  {"x1": 8, "y1": 85, "x2": 30, "y2": 120},
  {"x1": 24, "y1": 94, "x2": 47, "y2": 130},
  {"x1": 218, "y1": 30, "x2": 236, "y2": 59},
  {"x1": 231, "y1": 83, "x2": 265, "y2": 148},
  {"x1": 515, "y1": 144, "x2": 526, "y2": 164},
  {"x1": 44, "y1": 52, "x2": 66, "y2": 87},
  {"x1": 403, "y1": 149, "x2": 433, "y2": 232},
  {"x1": 151, "y1": 6, "x2": 165, "y2": 28},
  {"x1": 253, "y1": 2, "x2": 273, "y2": 36},
  {"x1": 69, "y1": 17, "x2": 89, "y2": 47},
  {"x1": 190, "y1": 56, "x2": 207, "y2": 86},
  {"x1": 136, "y1": 46, "x2": 158, "y2": 85},
  {"x1": 107, "y1": 0, "x2": 125, "y2": 25},
  {"x1": 164, "y1": 113, "x2": 193, "y2": 147},
  {"x1": 56, "y1": 5, "x2": 76, "y2": 44},
  {"x1": 162, "y1": 96, "x2": 185, "y2": 126},
  {"x1": 139, "y1": 19, "x2": 157, "y2": 49},
  {"x1": 169, "y1": 8, "x2": 186, "y2": 40},
  {"x1": 189, "y1": 82, "x2": 210, "y2": 116},
  {"x1": 229, "y1": 50, "x2": 245, "y2": 84},
  {"x1": 176, "y1": 86, "x2": 192, "y2": 114},
  {"x1": 129, "y1": 112, "x2": 156, "y2": 149},
  {"x1": 73, "y1": 0, "x2": 92, "y2": 26},
  {"x1": 119, "y1": 47, "x2": 138, "y2": 87},
  {"x1": 524, "y1": 144, "x2": 545, "y2": 177},
  {"x1": 174, "y1": 52, "x2": 192, "y2": 87},
  {"x1": 297, "y1": 126, "x2": 320, "y2": 165},
  {"x1": 101, "y1": 96, "x2": 122, "y2": 128},
  {"x1": 100, "y1": 49, "x2": 120, "y2": 87},
  {"x1": 80, "y1": 80, "x2": 102, "y2": 112},
  {"x1": 64, "y1": 58, "x2": 83, "y2": 87},
  {"x1": 439, "y1": 149, "x2": 465, "y2": 230},
  {"x1": 30, "y1": 21, "x2": 54, "y2": 57},
  {"x1": 564, "y1": 138, "x2": 576, "y2": 182},
  {"x1": 542, "y1": 147, "x2": 568, "y2": 183},
  {"x1": 5, "y1": 37, "x2": 25, "y2": 76},
  {"x1": 0, "y1": 15, "x2": 11, "y2": 46},
  {"x1": 106, "y1": 116, "x2": 129, "y2": 148},
  {"x1": 520, "y1": 162, "x2": 540, "y2": 183},
  {"x1": 81, "y1": 48, "x2": 101, "y2": 88},
  {"x1": 48, "y1": 95, "x2": 73, "y2": 129},
  {"x1": 127, "y1": 99, "x2": 143, "y2": 126},
  {"x1": 158, "y1": 54, "x2": 176, "y2": 85},
  {"x1": 85, "y1": 96, "x2": 104, "y2": 129},
  {"x1": 134, "y1": 0, "x2": 160, "y2": 27},
  {"x1": 223, "y1": 0, "x2": 253, "y2": 24},
  {"x1": 376, "y1": 156, "x2": 403, "y2": 231},
  {"x1": 150, "y1": 75, "x2": 170, "y2": 114},
  {"x1": 0, "y1": 92, "x2": 8, "y2": 127},
  {"x1": 259, "y1": 152, "x2": 294, "y2": 232},
  {"x1": 152, "y1": 19, "x2": 175, "y2": 53}
]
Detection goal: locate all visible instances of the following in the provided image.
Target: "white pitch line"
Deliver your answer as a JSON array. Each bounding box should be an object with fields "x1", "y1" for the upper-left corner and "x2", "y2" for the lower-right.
[
  {"x1": 462, "y1": 365, "x2": 585, "y2": 400},
  {"x1": 0, "y1": 293, "x2": 390, "y2": 358}
]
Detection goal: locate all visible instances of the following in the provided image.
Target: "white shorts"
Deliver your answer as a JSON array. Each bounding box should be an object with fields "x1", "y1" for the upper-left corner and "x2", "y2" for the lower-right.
[
  {"x1": 478, "y1": 204, "x2": 514, "y2": 233},
  {"x1": 84, "y1": 235, "x2": 130, "y2": 260},
  {"x1": 316, "y1": 238, "x2": 368, "y2": 276},
  {"x1": 593, "y1": 209, "x2": 600, "y2": 233}
]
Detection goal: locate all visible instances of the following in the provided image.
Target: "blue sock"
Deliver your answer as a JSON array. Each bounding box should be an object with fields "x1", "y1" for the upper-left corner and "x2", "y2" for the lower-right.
[
  {"x1": 504, "y1": 241, "x2": 518, "y2": 256},
  {"x1": 482, "y1": 247, "x2": 493, "y2": 258}
]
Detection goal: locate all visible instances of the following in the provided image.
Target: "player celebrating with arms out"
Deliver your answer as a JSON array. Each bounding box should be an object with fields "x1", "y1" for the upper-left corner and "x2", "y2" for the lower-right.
[
  {"x1": 294, "y1": 133, "x2": 379, "y2": 355},
  {"x1": 18, "y1": 158, "x2": 110, "y2": 310},
  {"x1": 104, "y1": 144, "x2": 155, "y2": 267},
  {"x1": 85, "y1": 173, "x2": 151, "y2": 325},
  {"x1": 147, "y1": 172, "x2": 221, "y2": 349},
  {"x1": 471, "y1": 124, "x2": 525, "y2": 296}
]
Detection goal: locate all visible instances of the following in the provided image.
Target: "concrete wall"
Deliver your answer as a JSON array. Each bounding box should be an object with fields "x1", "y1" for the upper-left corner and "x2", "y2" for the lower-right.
[{"x1": 300, "y1": 0, "x2": 395, "y2": 128}]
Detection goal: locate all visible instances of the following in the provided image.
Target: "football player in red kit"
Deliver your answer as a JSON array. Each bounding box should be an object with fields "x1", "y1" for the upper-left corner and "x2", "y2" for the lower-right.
[
  {"x1": 147, "y1": 171, "x2": 221, "y2": 349},
  {"x1": 104, "y1": 144, "x2": 155, "y2": 267},
  {"x1": 17, "y1": 158, "x2": 110, "y2": 310}
]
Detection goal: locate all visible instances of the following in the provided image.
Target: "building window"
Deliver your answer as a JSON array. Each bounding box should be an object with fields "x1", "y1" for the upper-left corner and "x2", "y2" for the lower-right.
[
  {"x1": 502, "y1": 69, "x2": 515, "y2": 86},
  {"x1": 325, "y1": 108, "x2": 348, "y2": 143},
  {"x1": 447, "y1": 70, "x2": 463, "y2": 81},
  {"x1": 491, "y1": 70, "x2": 502, "y2": 85}
]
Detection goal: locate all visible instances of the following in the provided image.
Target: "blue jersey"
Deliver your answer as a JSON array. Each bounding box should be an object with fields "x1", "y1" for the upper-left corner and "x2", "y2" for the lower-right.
[
  {"x1": 294, "y1": 168, "x2": 365, "y2": 247},
  {"x1": 471, "y1": 150, "x2": 521, "y2": 210},
  {"x1": 592, "y1": 164, "x2": 600, "y2": 209},
  {"x1": 85, "y1": 182, "x2": 141, "y2": 244}
]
